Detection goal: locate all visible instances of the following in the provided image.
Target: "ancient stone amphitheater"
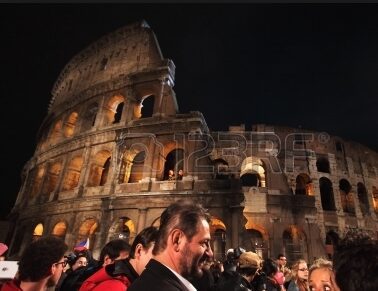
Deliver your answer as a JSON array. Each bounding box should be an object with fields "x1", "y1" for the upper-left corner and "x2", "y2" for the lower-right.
[{"x1": 7, "y1": 20, "x2": 378, "y2": 263}]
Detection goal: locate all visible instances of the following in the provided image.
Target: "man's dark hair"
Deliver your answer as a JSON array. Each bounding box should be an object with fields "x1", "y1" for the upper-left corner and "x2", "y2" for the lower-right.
[
  {"x1": 98, "y1": 239, "x2": 131, "y2": 264},
  {"x1": 129, "y1": 226, "x2": 159, "y2": 259},
  {"x1": 277, "y1": 253, "x2": 285, "y2": 259},
  {"x1": 333, "y1": 229, "x2": 378, "y2": 291},
  {"x1": 261, "y1": 258, "x2": 278, "y2": 277},
  {"x1": 153, "y1": 199, "x2": 211, "y2": 255},
  {"x1": 18, "y1": 236, "x2": 68, "y2": 281}
]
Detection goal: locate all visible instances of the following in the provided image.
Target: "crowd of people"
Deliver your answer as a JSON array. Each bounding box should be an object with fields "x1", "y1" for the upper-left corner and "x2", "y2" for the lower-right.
[{"x1": 0, "y1": 199, "x2": 377, "y2": 291}]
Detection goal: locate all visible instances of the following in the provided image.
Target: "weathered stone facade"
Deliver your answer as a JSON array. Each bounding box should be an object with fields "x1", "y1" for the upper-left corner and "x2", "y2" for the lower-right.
[{"x1": 7, "y1": 21, "x2": 378, "y2": 264}]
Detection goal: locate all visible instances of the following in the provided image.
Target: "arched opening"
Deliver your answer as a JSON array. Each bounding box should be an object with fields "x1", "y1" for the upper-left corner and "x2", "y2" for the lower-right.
[
  {"x1": 210, "y1": 218, "x2": 226, "y2": 261},
  {"x1": 30, "y1": 165, "x2": 45, "y2": 198},
  {"x1": 62, "y1": 156, "x2": 83, "y2": 191},
  {"x1": 212, "y1": 159, "x2": 229, "y2": 179},
  {"x1": 77, "y1": 218, "x2": 98, "y2": 251},
  {"x1": 283, "y1": 227, "x2": 307, "y2": 265},
  {"x1": 325, "y1": 230, "x2": 339, "y2": 260},
  {"x1": 128, "y1": 151, "x2": 146, "y2": 183},
  {"x1": 241, "y1": 173, "x2": 261, "y2": 187},
  {"x1": 295, "y1": 174, "x2": 313, "y2": 195},
  {"x1": 108, "y1": 217, "x2": 136, "y2": 244},
  {"x1": 87, "y1": 150, "x2": 112, "y2": 187},
  {"x1": 81, "y1": 103, "x2": 98, "y2": 131},
  {"x1": 357, "y1": 182, "x2": 370, "y2": 215},
  {"x1": 140, "y1": 95, "x2": 155, "y2": 118},
  {"x1": 373, "y1": 186, "x2": 378, "y2": 213},
  {"x1": 43, "y1": 161, "x2": 62, "y2": 195},
  {"x1": 49, "y1": 120, "x2": 62, "y2": 145},
  {"x1": 113, "y1": 102, "x2": 124, "y2": 124},
  {"x1": 339, "y1": 179, "x2": 355, "y2": 214},
  {"x1": 163, "y1": 149, "x2": 184, "y2": 180},
  {"x1": 240, "y1": 158, "x2": 266, "y2": 187},
  {"x1": 52, "y1": 221, "x2": 67, "y2": 240},
  {"x1": 243, "y1": 229, "x2": 266, "y2": 259},
  {"x1": 63, "y1": 112, "x2": 78, "y2": 138},
  {"x1": 319, "y1": 177, "x2": 336, "y2": 211},
  {"x1": 104, "y1": 95, "x2": 125, "y2": 125},
  {"x1": 316, "y1": 157, "x2": 330, "y2": 173},
  {"x1": 33, "y1": 223, "x2": 43, "y2": 241}
]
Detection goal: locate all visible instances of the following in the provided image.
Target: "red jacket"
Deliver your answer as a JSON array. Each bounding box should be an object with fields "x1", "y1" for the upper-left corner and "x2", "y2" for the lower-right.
[
  {"x1": 79, "y1": 267, "x2": 131, "y2": 291},
  {"x1": 0, "y1": 279, "x2": 22, "y2": 291}
]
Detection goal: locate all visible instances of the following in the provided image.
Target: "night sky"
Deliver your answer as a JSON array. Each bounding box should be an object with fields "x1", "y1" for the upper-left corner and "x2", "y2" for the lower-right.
[{"x1": 1, "y1": 4, "x2": 378, "y2": 219}]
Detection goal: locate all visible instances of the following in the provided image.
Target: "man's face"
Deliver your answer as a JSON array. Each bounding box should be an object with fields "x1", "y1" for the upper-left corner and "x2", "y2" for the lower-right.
[
  {"x1": 179, "y1": 219, "x2": 213, "y2": 279},
  {"x1": 278, "y1": 256, "x2": 287, "y2": 267},
  {"x1": 47, "y1": 257, "x2": 66, "y2": 287}
]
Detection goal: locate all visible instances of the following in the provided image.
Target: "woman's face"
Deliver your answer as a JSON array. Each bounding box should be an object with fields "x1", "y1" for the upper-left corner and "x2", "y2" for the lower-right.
[
  {"x1": 297, "y1": 262, "x2": 309, "y2": 280},
  {"x1": 72, "y1": 256, "x2": 88, "y2": 271},
  {"x1": 309, "y1": 268, "x2": 340, "y2": 291}
]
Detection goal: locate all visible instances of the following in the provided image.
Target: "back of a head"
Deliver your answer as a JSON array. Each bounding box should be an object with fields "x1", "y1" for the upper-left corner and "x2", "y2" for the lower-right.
[
  {"x1": 333, "y1": 230, "x2": 378, "y2": 291},
  {"x1": 129, "y1": 226, "x2": 159, "y2": 259},
  {"x1": 99, "y1": 239, "x2": 131, "y2": 264},
  {"x1": 262, "y1": 258, "x2": 278, "y2": 277},
  {"x1": 153, "y1": 199, "x2": 210, "y2": 255},
  {"x1": 18, "y1": 236, "x2": 68, "y2": 281}
]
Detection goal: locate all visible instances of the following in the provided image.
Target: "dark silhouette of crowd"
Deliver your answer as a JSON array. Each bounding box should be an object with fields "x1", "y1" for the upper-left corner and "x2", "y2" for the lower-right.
[{"x1": 1, "y1": 203, "x2": 377, "y2": 291}]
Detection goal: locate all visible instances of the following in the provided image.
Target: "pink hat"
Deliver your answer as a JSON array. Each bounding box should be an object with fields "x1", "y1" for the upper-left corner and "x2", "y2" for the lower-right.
[{"x1": 0, "y1": 243, "x2": 8, "y2": 256}]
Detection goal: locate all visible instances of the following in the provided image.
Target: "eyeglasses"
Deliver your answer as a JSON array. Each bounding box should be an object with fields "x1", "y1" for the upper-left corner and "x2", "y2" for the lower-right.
[
  {"x1": 298, "y1": 268, "x2": 309, "y2": 271},
  {"x1": 54, "y1": 261, "x2": 68, "y2": 268}
]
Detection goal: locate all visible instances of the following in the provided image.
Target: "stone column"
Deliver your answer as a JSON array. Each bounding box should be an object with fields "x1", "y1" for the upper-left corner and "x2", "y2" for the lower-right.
[
  {"x1": 77, "y1": 143, "x2": 92, "y2": 197},
  {"x1": 137, "y1": 208, "x2": 148, "y2": 233}
]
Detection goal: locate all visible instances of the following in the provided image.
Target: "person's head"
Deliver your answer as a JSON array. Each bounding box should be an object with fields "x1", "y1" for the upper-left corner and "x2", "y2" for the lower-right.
[
  {"x1": 291, "y1": 259, "x2": 309, "y2": 281},
  {"x1": 333, "y1": 229, "x2": 378, "y2": 291},
  {"x1": 129, "y1": 226, "x2": 159, "y2": 275},
  {"x1": 262, "y1": 258, "x2": 279, "y2": 278},
  {"x1": 277, "y1": 253, "x2": 287, "y2": 267},
  {"x1": 18, "y1": 236, "x2": 68, "y2": 287},
  {"x1": 99, "y1": 239, "x2": 131, "y2": 266},
  {"x1": 237, "y1": 251, "x2": 262, "y2": 282},
  {"x1": 153, "y1": 199, "x2": 213, "y2": 278},
  {"x1": 309, "y1": 258, "x2": 340, "y2": 291},
  {"x1": 66, "y1": 250, "x2": 89, "y2": 271}
]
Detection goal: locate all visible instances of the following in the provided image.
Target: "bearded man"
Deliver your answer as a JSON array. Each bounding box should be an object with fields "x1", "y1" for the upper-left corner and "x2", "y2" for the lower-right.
[{"x1": 129, "y1": 199, "x2": 213, "y2": 291}]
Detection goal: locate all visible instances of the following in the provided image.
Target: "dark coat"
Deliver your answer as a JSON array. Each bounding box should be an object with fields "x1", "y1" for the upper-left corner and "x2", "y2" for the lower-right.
[{"x1": 128, "y1": 259, "x2": 190, "y2": 291}]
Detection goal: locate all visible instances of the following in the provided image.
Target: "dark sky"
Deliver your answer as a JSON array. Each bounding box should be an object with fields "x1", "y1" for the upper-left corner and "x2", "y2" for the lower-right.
[{"x1": 1, "y1": 4, "x2": 378, "y2": 219}]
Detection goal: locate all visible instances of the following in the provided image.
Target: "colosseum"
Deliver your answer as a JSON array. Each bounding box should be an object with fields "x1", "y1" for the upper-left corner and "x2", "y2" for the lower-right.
[{"x1": 6, "y1": 20, "x2": 378, "y2": 264}]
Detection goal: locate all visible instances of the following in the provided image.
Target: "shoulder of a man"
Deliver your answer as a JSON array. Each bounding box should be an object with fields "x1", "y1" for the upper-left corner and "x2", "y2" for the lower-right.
[{"x1": 0, "y1": 279, "x2": 22, "y2": 291}]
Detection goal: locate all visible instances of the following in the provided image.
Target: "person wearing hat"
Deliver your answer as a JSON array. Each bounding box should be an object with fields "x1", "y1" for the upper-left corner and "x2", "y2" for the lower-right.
[{"x1": 215, "y1": 251, "x2": 262, "y2": 291}]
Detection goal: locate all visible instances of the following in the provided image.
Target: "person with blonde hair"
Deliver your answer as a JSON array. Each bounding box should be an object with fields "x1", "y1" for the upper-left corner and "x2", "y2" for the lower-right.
[
  {"x1": 308, "y1": 258, "x2": 339, "y2": 291},
  {"x1": 287, "y1": 259, "x2": 309, "y2": 291}
]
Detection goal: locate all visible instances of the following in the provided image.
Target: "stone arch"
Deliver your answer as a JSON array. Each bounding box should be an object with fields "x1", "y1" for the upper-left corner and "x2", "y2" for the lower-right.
[
  {"x1": 212, "y1": 158, "x2": 229, "y2": 179},
  {"x1": 33, "y1": 223, "x2": 43, "y2": 241},
  {"x1": 133, "y1": 94, "x2": 155, "y2": 119},
  {"x1": 244, "y1": 218, "x2": 269, "y2": 259},
  {"x1": 295, "y1": 173, "x2": 313, "y2": 195},
  {"x1": 119, "y1": 143, "x2": 148, "y2": 184},
  {"x1": 210, "y1": 217, "x2": 226, "y2": 261},
  {"x1": 282, "y1": 226, "x2": 308, "y2": 264},
  {"x1": 128, "y1": 151, "x2": 146, "y2": 183},
  {"x1": 372, "y1": 186, "x2": 378, "y2": 213},
  {"x1": 77, "y1": 218, "x2": 98, "y2": 250},
  {"x1": 87, "y1": 150, "x2": 112, "y2": 187},
  {"x1": 42, "y1": 161, "x2": 62, "y2": 195},
  {"x1": 316, "y1": 156, "x2": 330, "y2": 173},
  {"x1": 81, "y1": 102, "x2": 98, "y2": 131},
  {"x1": 163, "y1": 148, "x2": 184, "y2": 180},
  {"x1": 63, "y1": 111, "x2": 79, "y2": 138},
  {"x1": 357, "y1": 182, "x2": 370, "y2": 215},
  {"x1": 49, "y1": 120, "x2": 62, "y2": 145},
  {"x1": 52, "y1": 221, "x2": 67, "y2": 240},
  {"x1": 240, "y1": 157, "x2": 266, "y2": 187},
  {"x1": 104, "y1": 95, "x2": 125, "y2": 125},
  {"x1": 319, "y1": 177, "x2": 336, "y2": 211},
  {"x1": 30, "y1": 164, "x2": 46, "y2": 198},
  {"x1": 339, "y1": 179, "x2": 355, "y2": 214},
  {"x1": 325, "y1": 230, "x2": 339, "y2": 260},
  {"x1": 107, "y1": 217, "x2": 136, "y2": 244},
  {"x1": 62, "y1": 156, "x2": 83, "y2": 191}
]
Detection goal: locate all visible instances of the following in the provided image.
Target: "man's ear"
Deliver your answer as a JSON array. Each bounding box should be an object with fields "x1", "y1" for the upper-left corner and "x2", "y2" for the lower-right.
[
  {"x1": 103, "y1": 255, "x2": 113, "y2": 266},
  {"x1": 170, "y1": 229, "x2": 183, "y2": 252}
]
